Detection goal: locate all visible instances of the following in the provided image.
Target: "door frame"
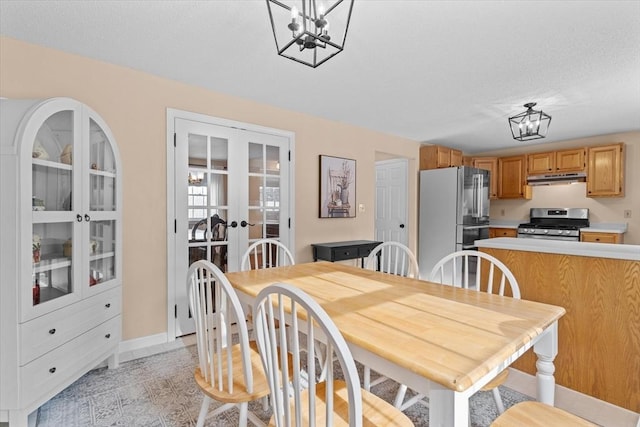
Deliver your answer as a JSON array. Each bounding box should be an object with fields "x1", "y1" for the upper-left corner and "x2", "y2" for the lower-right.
[
  {"x1": 166, "y1": 108, "x2": 296, "y2": 341},
  {"x1": 374, "y1": 158, "x2": 409, "y2": 246}
]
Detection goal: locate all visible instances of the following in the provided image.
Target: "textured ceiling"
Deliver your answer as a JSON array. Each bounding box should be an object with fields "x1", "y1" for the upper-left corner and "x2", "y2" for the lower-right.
[{"x1": 1, "y1": 0, "x2": 639, "y2": 154}]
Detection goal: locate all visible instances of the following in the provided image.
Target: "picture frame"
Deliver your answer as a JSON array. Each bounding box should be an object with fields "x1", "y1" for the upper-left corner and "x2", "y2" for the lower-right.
[{"x1": 319, "y1": 155, "x2": 356, "y2": 218}]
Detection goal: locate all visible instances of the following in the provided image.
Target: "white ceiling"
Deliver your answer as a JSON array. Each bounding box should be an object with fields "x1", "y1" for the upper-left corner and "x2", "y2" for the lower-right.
[{"x1": 1, "y1": 0, "x2": 639, "y2": 154}]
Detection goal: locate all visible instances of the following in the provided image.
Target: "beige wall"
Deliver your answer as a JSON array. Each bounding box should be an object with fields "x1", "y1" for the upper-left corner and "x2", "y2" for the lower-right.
[
  {"x1": 0, "y1": 37, "x2": 420, "y2": 341},
  {"x1": 475, "y1": 133, "x2": 640, "y2": 244}
]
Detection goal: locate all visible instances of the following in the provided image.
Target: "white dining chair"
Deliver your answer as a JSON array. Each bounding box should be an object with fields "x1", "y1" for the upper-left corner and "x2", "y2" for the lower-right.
[
  {"x1": 187, "y1": 260, "x2": 268, "y2": 427},
  {"x1": 427, "y1": 249, "x2": 521, "y2": 414},
  {"x1": 252, "y1": 282, "x2": 414, "y2": 427},
  {"x1": 362, "y1": 241, "x2": 423, "y2": 409},
  {"x1": 241, "y1": 238, "x2": 295, "y2": 271},
  {"x1": 364, "y1": 241, "x2": 420, "y2": 278}
]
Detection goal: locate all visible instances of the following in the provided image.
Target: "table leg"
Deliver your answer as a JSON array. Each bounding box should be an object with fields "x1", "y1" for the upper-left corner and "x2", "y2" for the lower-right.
[
  {"x1": 429, "y1": 383, "x2": 469, "y2": 427},
  {"x1": 533, "y1": 320, "x2": 558, "y2": 406}
]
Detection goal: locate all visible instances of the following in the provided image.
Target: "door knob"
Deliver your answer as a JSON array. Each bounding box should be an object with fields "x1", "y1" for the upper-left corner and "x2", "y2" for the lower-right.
[
  {"x1": 228, "y1": 221, "x2": 238, "y2": 228},
  {"x1": 240, "y1": 220, "x2": 255, "y2": 228}
]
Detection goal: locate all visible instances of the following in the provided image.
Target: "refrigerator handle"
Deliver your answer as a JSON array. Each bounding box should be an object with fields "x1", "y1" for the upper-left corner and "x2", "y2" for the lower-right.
[{"x1": 472, "y1": 174, "x2": 482, "y2": 218}]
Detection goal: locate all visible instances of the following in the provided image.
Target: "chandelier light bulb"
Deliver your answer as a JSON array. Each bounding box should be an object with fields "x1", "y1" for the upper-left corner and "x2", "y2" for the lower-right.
[{"x1": 291, "y1": 6, "x2": 298, "y2": 20}]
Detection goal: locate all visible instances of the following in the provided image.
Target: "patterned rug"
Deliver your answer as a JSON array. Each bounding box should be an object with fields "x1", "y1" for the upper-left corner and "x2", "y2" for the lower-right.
[{"x1": 36, "y1": 345, "x2": 532, "y2": 427}]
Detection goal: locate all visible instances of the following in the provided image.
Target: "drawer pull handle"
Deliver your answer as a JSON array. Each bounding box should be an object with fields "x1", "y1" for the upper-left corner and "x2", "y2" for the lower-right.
[
  {"x1": 105, "y1": 333, "x2": 111, "y2": 339},
  {"x1": 49, "y1": 328, "x2": 56, "y2": 335},
  {"x1": 105, "y1": 303, "x2": 111, "y2": 308},
  {"x1": 49, "y1": 367, "x2": 56, "y2": 374}
]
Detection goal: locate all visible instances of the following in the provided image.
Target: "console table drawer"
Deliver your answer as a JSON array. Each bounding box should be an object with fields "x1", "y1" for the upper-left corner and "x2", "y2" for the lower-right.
[
  {"x1": 311, "y1": 240, "x2": 382, "y2": 267},
  {"x1": 20, "y1": 287, "x2": 121, "y2": 365}
]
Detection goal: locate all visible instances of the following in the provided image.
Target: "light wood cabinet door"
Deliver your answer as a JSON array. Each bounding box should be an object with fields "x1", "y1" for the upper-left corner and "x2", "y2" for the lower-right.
[
  {"x1": 528, "y1": 152, "x2": 555, "y2": 175},
  {"x1": 580, "y1": 231, "x2": 623, "y2": 244},
  {"x1": 587, "y1": 143, "x2": 624, "y2": 197},
  {"x1": 450, "y1": 149, "x2": 463, "y2": 167},
  {"x1": 473, "y1": 157, "x2": 498, "y2": 199},
  {"x1": 498, "y1": 155, "x2": 528, "y2": 199},
  {"x1": 555, "y1": 148, "x2": 585, "y2": 172}
]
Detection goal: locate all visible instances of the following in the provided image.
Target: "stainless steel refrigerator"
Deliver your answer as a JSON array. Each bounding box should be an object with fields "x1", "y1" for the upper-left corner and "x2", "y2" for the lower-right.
[{"x1": 418, "y1": 166, "x2": 490, "y2": 279}]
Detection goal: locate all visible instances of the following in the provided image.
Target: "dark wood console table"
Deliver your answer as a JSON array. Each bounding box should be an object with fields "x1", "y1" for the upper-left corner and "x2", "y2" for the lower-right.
[{"x1": 311, "y1": 240, "x2": 382, "y2": 268}]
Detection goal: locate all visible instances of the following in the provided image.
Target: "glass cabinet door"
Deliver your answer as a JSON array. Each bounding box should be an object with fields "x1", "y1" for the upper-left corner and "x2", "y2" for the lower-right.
[
  {"x1": 85, "y1": 117, "x2": 118, "y2": 291},
  {"x1": 31, "y1": 109, "x2": 78, "y2": 308}
]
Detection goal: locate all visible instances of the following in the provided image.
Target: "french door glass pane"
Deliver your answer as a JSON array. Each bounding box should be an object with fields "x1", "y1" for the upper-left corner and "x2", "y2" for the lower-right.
[
  {"x1": 187, "y1": 133, "x2": 229, "y2": 272},
  {"x1": 248, "y1": 143, "x2": 281, "y2": 242}
]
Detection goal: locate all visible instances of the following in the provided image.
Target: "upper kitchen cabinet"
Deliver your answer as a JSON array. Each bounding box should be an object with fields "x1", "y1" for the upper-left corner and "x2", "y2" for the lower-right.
[
  {"x1": 472, "y1": 157, "x2": 498, "y2": 199},
  {"x1": 586, "y1": 143, "x2": 625, "y2": 197},
  {"x1": 498, "y1": 155, "x2": 531, "y2": 199},
  {"x1": 420, "y1": 144, "x2": 463, "y2": 170},
  {"x1": 528, "y1": 148, "x2": 586, "y2": 175},
  {"x1": 555, "y1": 148, "x2": 585, "y2": 172}
]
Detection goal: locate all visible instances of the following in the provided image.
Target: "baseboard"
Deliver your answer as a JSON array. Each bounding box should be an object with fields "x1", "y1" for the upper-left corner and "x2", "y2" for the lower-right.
[
  {"x1": 505, "y1": 368, "x2": 640, "y2": 427},
  {"x1": 118, "y1": 332, "x2": 169, "y2": 353}
]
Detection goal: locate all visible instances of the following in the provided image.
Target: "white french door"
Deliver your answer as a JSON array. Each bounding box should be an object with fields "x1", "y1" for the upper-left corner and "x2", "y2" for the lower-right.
[{"x1": 169, "y1": 113, "x2": 292, "y2": 337}]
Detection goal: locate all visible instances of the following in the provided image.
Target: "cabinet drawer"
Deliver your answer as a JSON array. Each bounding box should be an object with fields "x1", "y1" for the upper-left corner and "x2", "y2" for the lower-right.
[
  {"x1": 580, "y1": 232, "x2": 622, "y2": 244},
  {"x1": 332, "y1": 246, "x2": 358, "y2": 261},
  {"x1": 20, "y1": 315, "x2": 120, "y2": 404},
  {"x1": 20, "y1": 287, "x2": 121, "y2": 365}
]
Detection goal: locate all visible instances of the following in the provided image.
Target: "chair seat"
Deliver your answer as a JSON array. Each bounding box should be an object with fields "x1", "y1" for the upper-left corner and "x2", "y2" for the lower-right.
[
  {"x1": 269, "y1": 380, "x2": 413, "y2": 427},
  {"x1": 491, "y1": 401, "x2": 597, "y2": 426},
  {"x1": 194, "y1": 341, "x2": 270, "y2": 404},
  {"x1": 481, "y1": 369, "x2": 509, "y2": 391}
]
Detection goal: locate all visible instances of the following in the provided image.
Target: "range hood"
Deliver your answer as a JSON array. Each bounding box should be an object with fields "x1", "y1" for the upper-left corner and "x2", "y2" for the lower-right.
[{"x1": 527, "y1": 172, "x2": 587, "y2": 186}]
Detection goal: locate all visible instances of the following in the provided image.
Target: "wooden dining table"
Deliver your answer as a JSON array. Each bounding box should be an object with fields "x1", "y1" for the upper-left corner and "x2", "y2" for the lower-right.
[{"x1": 225, "y1": 261, "x2": 566, "y2": 427}]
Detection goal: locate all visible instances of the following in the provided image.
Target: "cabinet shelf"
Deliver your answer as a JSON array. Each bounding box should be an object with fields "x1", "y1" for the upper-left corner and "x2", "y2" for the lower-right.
[
  {"x1": 90, "y1": 251, "x2": 115, "y2": 261},
  {"x1": 89, "y1": 169, "x2": 116, "y2": 179},
  {"x1": 33, "y1": 257, "x2": 72, "y2": 273},
  {"x1": 32, "y1": 157, "x2": 72, "y2": 171}
]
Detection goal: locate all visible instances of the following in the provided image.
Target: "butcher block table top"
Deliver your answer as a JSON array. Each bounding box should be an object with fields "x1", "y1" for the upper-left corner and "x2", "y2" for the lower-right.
[{"x1": 225, "y1": 261, "x2": 565, "y2": 393}]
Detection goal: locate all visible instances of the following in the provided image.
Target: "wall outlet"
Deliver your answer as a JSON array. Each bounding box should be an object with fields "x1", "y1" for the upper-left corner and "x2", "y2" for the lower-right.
[
  {"x1": 358, "y1": 203, "x2": 365, "y2": 213},
  {"x1": 624, "y1": 210, "x2": 631, "y2": 218}
]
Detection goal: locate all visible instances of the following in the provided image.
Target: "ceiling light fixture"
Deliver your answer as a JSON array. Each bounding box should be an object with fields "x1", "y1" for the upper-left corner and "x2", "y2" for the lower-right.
[
  {"x1": 266, "y1": 0, "x2": 354, "y2": 68},
  {"x1": 508, "y1": 102, "x2": 552, "y2": 141}
]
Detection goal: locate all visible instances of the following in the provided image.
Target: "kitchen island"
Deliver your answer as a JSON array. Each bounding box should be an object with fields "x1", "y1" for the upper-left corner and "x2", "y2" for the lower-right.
[{"x1": 474, "y1": 237, "x2": 639, "y2": 413}]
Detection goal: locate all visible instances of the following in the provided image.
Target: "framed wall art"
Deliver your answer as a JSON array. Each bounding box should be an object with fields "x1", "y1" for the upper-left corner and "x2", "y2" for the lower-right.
[{"x1": 319, "y1": 155, "x2": 356, "y2": 218}]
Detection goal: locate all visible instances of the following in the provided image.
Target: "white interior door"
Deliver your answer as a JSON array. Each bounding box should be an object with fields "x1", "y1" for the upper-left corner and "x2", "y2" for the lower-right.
[
  {"x1": 171, "y1": 116, "x2": 291, "y2": 337},
  {"x1": 374, "y1": 159, "x2": 408, "y2": 245}
]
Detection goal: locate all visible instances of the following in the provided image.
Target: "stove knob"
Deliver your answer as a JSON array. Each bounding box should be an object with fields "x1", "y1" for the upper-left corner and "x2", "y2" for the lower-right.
[{"x1": 544, "y1": 229, "x2": 549, "y2": 234}]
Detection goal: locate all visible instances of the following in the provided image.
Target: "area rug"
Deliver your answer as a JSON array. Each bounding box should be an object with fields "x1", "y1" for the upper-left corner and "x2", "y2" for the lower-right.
[{"x1": 36, "y1": 345, "x2": 532, "y2": 427}]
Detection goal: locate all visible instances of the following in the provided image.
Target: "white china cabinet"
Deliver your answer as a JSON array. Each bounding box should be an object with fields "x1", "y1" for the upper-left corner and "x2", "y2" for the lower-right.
[{"x1": 0, "y1": 98, "x2": 122, "y2": 427}]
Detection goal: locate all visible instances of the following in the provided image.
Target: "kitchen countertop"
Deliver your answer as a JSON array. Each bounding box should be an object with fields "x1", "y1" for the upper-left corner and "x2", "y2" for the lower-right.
[
  {"x1": 580, "y1": 223, "x2": 627, "y2": 233},
  {"x1": 475, "y1": 237, "x2": 640, "y2": 261},
  {"x1": 489, "y1": 220, "x2": 520, "y2": 229}
]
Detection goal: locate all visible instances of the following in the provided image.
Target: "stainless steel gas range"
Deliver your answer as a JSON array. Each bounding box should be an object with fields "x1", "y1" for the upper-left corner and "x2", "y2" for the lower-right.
[{"x1": 517, "y1": 208, "x2": 589, "y2": 241}]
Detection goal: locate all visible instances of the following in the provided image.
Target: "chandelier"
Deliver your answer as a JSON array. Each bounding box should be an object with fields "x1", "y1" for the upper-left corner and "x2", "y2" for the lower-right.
[
  {"x1": 508, "y1": 102, "x2": 552, "y2": 141},
  {"x1": 266, "y1": 0, "x2": 354, "y2": 68}
]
